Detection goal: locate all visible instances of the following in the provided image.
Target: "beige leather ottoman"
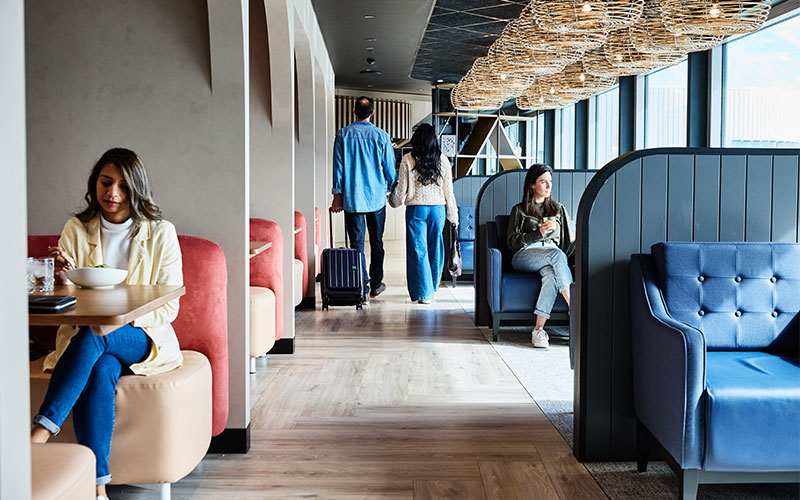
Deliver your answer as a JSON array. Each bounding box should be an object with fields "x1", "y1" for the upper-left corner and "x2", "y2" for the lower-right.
[
  {"x1": 293, "y1": 258, "x2": 304, "y2": 306},
  {"x1": 249, "y1": 286, "x2": 276, "y2": 372},
  {"x1": 30, "y1": 350, "x2": 212, "y2": 486},
  {"x1": 32, "y1": 443, "x2": 95, "y2": 500}
]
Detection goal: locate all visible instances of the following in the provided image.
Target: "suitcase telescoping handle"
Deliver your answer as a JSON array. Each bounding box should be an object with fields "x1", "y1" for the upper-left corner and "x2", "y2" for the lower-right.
[{"x1": 329, "y1": 206, "x2": 348, "y2": 248}]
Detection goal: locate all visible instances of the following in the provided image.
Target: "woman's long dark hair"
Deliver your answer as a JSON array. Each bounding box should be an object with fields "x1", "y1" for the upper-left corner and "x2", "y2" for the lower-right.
[
  {"x1": 521, "y1": 163, "x2": 559, "y2": 219},
  {"x1": 410, "y1": 123, "x2": 443, "y2": 186},
  {"x1": 75, "y1": 148, "x2": 162, "y2": 231}
]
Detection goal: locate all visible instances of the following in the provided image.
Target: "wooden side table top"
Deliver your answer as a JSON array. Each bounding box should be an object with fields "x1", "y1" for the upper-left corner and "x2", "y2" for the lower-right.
[
  {"x1": 249, "y1": 241, "x2": 272, "y2": 257},
  {"x1": 29, "y1": 284, "x2": 185, "y2": 326}
]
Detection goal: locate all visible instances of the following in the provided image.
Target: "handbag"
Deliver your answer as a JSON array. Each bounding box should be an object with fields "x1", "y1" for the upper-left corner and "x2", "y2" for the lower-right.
[{"x1": 448, "y1": 222, "x2": 462, "y2": 277}]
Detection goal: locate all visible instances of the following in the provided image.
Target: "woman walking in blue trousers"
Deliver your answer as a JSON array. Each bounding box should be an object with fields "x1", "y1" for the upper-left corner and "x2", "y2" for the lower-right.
[
  {"x1": 390, "y1": 124, "x2": 458, "y2": 303},
  {"x1": 507, "y1": 164, "x2": 575, "y2": 348}
]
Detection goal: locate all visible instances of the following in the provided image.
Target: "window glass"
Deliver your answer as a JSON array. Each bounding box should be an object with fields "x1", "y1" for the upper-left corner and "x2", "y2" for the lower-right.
[
  {"x1": 557, "y1": 105, "x2": 575, "y2": 170},
  {"x1": 723, "y1": 14, "x2": 800, "y2": 147},
  {"x1": 645, "y1": 60, "x2": 687, "y2": 147},
  {"x1": 594, "y1": 86, "x2": 619, "y2": 169}
]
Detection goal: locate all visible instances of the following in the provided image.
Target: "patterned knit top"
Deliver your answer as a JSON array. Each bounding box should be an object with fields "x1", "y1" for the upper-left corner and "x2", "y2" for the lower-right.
[{"x1": 389, "y1": 153, "x2": 458, "y2": 224}]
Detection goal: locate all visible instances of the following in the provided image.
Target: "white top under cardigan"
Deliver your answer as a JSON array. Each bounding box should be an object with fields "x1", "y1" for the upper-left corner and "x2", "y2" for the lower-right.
[
  {"x1": 100, "y1": 215, "x2": 134, "y2": 269},
  {"x1": 389, "y1": 153, "x2": 459, "y2": 224}
]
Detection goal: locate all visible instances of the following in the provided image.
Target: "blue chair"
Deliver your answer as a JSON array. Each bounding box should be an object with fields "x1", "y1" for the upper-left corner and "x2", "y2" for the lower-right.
[
  {"x1": 451, "y1": 206, "x2": 475, "y2": 286},
  {"x1": 485, "y1": 215, "x2": 568, "y2": 341},
  {"x1": 631, "y1": 242, "x2": 800, "y2": 499}
]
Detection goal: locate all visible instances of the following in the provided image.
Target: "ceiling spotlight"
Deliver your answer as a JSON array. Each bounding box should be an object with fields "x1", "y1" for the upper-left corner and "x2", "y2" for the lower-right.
[
  {"x1": 365, "y1": 46, "x2": 375, "y2": 52},
  {"x1": 363, "y1": 14, "x2": 375, "y2": 19},
  {"x1": 366, "y1": 57, "x2": 376, "y2": 65},
  {"x1": 436, "y1": 79, "x2": 444, "y2": 83},
  {"x1": 366, "y1": 84, "x2": 373, "y2": 88},
  {"x1": 365, "y1": 38, "x2": 377, "y2": 42}
]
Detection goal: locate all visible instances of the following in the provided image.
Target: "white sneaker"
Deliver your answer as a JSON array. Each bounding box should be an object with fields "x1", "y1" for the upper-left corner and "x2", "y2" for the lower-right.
[{"x1": 532, "y1": 327, "x2": 549, "y2": 348}]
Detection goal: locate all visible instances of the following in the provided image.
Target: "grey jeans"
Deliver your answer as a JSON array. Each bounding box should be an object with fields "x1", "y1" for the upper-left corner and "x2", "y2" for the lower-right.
[{"x1": 511, "y1": 241, "x2": 572, "y2": 319}]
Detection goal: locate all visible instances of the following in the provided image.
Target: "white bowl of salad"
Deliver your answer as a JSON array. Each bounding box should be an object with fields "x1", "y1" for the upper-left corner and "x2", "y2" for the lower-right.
[{"x1": 67, "y1": 265, "x2": 128, "y2": 289}]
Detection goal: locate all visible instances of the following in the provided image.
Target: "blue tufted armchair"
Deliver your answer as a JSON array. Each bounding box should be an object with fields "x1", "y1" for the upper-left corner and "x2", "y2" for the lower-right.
[
  {"x1": 631, "y1": 242, "x2": 800, "y2": 499},
  {"x1": 485, "y1": 215, "x2": 568, "y2": 341}
]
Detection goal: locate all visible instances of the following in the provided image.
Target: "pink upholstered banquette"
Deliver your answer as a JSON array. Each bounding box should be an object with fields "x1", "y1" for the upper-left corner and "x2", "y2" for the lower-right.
[
  {"x1": 249, "y1": 218, "x2": 284, "y2": 340},
  {"x1": 293, "y1": 211, "x2": 309, "y2": 298}
]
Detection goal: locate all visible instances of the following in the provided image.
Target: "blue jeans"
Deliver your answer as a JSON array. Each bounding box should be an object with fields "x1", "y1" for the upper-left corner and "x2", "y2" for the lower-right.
[
  {"x1": 405, "y1": 205, "x2": 446, "y2": 302},
  {"x1": 511, "y1": 242, "x2": 573, "y2": 319},
  {"x1": 345, "y1": 206, "x2": 386, "y2": 294},
  {"x1": 34, "y1": 325, "x2": 150, "y2": 485}
]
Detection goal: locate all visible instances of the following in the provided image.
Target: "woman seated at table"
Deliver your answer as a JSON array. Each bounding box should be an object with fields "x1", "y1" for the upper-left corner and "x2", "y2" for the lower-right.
[
  {"x1": 30, "y1": 148, "x2": 182, "y2": 500},
  {"x1": 507, "y1": 164, "x2": 575, "y2": 349}
]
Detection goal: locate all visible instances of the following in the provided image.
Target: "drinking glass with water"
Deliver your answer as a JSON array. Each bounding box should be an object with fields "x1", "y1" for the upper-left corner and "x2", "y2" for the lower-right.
[{"x1": 27, "y1": 257, "x2": 54, "y2": 293}]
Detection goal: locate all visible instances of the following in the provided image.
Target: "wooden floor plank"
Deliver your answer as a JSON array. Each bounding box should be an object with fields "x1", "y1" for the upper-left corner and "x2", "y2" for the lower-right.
[
  {"x1": 413, "y1": 479, "x2": 487, "y2": 500},
  {"x1": 479, "y1": 461, "x2": 562, "y2": 500}
]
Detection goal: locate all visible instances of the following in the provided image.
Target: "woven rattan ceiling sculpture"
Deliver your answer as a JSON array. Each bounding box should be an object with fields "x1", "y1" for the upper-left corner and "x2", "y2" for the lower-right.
[{"x1": 442, "y1": 0, "x2": 770, "y2": 111}]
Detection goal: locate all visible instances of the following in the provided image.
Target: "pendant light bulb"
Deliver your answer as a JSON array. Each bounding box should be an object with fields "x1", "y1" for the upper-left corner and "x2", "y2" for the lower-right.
[
  {"x1": 582, "y1": 2, "x2": 592, "y2": 13},
  {"x1": 709, "y1": 4, "x2": 721, "y2": 18}
]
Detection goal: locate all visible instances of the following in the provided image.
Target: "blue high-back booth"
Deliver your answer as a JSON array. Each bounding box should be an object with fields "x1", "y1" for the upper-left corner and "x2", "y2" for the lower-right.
[
  {"x1": 572, "y1": 147, "x2": 800, "y2": 465},
  {"x1": 443, "y1": 175, "x2": 491, "y2": 285},
  {"x1": 474, "y1": 169, "x2": 596, "y2": 335}
]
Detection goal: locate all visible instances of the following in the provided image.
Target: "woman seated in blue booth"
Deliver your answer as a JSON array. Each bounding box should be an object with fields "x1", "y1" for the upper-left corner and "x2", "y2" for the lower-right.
[{"x1": 507, "y1": 164, "x2": 575, "y2": 348}]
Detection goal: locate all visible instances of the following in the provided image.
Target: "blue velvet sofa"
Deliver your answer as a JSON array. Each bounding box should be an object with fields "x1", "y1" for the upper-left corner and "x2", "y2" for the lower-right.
[
  {"x1": 486, "y1": 215, "x2": 568, "y2": 341},
  {"x1": 631, "y1": 242, "x2": 800, "y2": 499}
]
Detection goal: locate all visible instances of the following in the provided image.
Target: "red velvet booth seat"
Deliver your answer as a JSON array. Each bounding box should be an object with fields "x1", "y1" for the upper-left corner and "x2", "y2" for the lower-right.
[
  {"x1": 172, "y1": 235, "x2": 229, "y2": 436},
  {"x1": 27, "y1": 234, "x2": 229, "y2": 436},
  {"x1": 294, "y1": 211, "x2": 309, "y2": 299},
  {"x1": 249, "y1": 218, "x2": 284, "y2": 340}
]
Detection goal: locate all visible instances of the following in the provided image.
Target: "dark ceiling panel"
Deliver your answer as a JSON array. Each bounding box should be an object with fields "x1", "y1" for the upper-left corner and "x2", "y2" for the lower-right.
[{"x1": 410, "y1": 0, "x2": 523, "y2": 84}]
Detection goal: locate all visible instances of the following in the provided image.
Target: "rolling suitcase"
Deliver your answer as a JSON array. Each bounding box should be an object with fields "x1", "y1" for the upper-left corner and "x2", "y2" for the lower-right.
[{"x1": 321, "y1": 208, "x2": 364, "y2": 310}]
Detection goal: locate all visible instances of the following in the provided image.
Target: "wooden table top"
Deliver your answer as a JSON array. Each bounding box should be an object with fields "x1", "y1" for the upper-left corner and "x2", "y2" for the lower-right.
[
  {"x1": 249, "y1": 241, "x2": 272, "y2": 257},
  {"x1": 29, "y1": 284, "x2": 185, "y2": 326}
]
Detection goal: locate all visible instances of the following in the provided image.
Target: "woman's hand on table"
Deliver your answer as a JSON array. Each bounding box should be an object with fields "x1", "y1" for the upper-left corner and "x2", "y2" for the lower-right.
[{"x1": 48, "y1": 246, "x2": 72, "y2": 284}]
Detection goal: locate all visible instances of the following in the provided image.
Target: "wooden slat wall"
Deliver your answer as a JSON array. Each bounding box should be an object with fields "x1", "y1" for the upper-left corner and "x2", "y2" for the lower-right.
[
  {"x1": 473, "y1": 170, "x2": 597, "y2": 327},
  {"x1": 335, "y1": 95, "x2": 412, "y2": 140},
  {"x1": 573, "y1": 149, "x2": 800, "y2": 462}
]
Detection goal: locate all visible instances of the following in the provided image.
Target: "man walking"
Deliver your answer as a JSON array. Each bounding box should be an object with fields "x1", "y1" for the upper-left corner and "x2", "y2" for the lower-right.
[{"x1": 331, "y1": 96, "x2": 397, "y2": 300}]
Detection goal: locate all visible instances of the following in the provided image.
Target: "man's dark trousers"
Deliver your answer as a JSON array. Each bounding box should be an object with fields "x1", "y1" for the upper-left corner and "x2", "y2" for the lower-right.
[{"x1": 344, "y1": 206, "x2": 386, "y2": 295}]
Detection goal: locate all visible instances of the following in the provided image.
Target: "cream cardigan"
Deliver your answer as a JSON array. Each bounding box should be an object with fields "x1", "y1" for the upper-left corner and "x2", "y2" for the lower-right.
[
  {"x1": 389, "y1": 153, "x2": 459, "y2": 224},
  {"x1": 43, "y1": 216, "x2": 184, "y2": 376}
]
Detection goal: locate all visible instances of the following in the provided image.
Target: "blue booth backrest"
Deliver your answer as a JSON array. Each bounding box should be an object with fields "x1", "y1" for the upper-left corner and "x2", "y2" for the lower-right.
[
  {"x1": 494, "y1": 215, "x2": 513, "y2": 271},
  {"x1": 653, "y1": 242, "x2": 800, "y2": 351},
  {"x1": 458, "y1": 206, "x2": 475, "y2": 241}
]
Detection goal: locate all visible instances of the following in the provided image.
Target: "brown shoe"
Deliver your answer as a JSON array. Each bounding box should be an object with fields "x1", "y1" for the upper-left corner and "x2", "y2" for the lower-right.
[{"x1": 369, "y1": 283, "x2": 387, "y2": 298}]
